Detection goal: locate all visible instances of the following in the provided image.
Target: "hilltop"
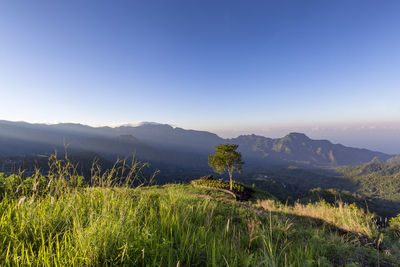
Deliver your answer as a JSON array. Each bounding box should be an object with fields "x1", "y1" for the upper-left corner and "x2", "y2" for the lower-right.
[
  {"x1": 1, "y1": 181, "x2": 400, "y2": 266},
  {"x1": 1, "y1": 152, "x2": 400, "y2": 266}
]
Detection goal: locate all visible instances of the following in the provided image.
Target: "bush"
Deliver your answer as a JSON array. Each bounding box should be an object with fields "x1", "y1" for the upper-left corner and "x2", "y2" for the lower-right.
[
  {"x1": 390, "y1": 213, "x2": 400, "y2": 231},
  {"x1": 192, "y1": 178, "x2": 245, "y2": 193}
]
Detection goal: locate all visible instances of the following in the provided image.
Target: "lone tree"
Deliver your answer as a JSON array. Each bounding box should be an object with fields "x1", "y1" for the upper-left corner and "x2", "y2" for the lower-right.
[{"x1": 208, "y1": 144, "x2": 243, "y2": 191}]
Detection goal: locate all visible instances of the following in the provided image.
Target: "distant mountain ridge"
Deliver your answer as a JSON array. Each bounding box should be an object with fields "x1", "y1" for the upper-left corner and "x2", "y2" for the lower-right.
[
  {"x1": 0, "y1": 120, "x2": 393, "y2": 170},
  {"x1": 231, "y1": 132, "x2": 391, "y2": 166}
]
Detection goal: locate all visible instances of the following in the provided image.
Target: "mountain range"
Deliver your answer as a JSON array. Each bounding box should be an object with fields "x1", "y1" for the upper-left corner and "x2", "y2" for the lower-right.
[{"x1": 0, "y1": 120, "x2": 395, "y2": 172}]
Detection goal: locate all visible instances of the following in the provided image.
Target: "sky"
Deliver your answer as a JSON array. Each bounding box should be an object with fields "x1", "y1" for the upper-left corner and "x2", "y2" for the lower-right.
[{"x1": 1, "y1": 1, "x2": 400, "y2": 152}]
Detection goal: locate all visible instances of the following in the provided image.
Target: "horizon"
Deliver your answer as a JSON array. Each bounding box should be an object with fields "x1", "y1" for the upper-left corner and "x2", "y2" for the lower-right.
[
  {"x1": 2, "y1": 118, "x2": 400, "y2": 154},
  {"x1": 1, "y1": 1, "x2": 400, "y2": 153}
]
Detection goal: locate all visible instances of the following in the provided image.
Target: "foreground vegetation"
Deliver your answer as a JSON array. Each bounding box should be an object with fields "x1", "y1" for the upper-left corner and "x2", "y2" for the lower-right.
[{"x1": 1, "y1": 156, "x2": 400, "y2": 266}]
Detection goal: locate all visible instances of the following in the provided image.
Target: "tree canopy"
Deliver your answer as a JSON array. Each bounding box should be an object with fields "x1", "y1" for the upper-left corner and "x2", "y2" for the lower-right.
[{"x1": 208, "y1": 144, "x2": 243, "y2": 190}]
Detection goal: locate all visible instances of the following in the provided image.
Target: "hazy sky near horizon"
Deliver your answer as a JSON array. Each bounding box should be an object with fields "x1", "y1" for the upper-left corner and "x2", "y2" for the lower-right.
[{"x1": 1, "y1": 1, "x2": 400, "y2": 142}]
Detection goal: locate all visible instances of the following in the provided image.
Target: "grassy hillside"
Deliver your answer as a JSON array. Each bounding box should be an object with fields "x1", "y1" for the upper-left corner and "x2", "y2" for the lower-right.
[
  {"x1": 1, "y1": 162, "x2": 400, "y2": 266},
  {"x1": 1, "y1": 185, "x2": 400, "y2": 266},
  {"x1": 242, "y1": 162, "x2": 400, "y2": 218}
]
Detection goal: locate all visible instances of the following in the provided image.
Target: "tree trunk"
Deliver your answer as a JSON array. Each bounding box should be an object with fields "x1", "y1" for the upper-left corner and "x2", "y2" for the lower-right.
[{"x1": 228, "y1": 169, "x2": 233, "y2": 191}]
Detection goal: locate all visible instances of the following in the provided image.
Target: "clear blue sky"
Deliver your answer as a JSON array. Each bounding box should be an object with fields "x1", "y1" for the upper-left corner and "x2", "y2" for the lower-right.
[{"x1": 1, "y1": 1, "x2": 400, "y2": 138}]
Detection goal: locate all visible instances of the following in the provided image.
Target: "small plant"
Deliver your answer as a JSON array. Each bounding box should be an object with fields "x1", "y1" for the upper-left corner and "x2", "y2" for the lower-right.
[{"x1": 389, "y1": 213, "x2": 400, "y2": 237}]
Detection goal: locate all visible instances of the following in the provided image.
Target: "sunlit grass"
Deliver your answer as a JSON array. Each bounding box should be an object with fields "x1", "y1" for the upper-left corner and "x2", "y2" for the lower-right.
[
  {"x1": 0, "y1": 154, "x2": 399, "y2": 266},
  {"x1": 256, "y1": 199, "x2": 378, "y2": 237}
]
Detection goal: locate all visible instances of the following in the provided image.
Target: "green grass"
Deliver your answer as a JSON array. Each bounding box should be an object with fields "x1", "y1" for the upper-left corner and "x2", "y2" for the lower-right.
[
  {"x1": 1, "y1": 155, "x2": 400, "y2": 266},
  {"x1": 0, "y1": 184, "x2": 399, "y2": 266}
]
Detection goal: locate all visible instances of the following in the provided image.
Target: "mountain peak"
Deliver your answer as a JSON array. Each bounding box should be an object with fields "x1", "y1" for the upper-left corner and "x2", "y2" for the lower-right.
[
  {"x1": 138, "y1": 122, "x2": 168, "y2": 126},
  {"x1": 117, "y1": 122, "x2": 172, "y2": 128},
  {"x1": 370, "y1": 156, "x2": 383, "y2": 164},
  {"x1": 285, "y1": 132, "x2": 310, "y2": 141}
]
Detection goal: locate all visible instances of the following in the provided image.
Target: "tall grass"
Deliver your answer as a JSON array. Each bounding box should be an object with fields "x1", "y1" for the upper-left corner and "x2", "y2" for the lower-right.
[
  {"x1": 0, "y1": 154, "x2": 399, "y2": 266},
  {"x1": 0, "y1": 186, "x2": 254, "y2": 266},
  {"x1": 256, "y1": 199, "x2": 378, "y2": 237},
  {"x1": 0, "y1": 152, "x2": 156, "y2": 200}
]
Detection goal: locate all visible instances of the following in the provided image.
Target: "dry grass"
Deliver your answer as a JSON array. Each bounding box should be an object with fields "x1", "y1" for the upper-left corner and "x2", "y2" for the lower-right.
[{"x1": 256, "y1": 199, "x2": 378, "y2": 237}]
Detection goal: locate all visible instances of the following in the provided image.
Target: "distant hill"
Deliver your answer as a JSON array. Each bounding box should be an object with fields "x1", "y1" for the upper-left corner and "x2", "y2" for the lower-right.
[
  {"x1": 115, "y1": 123, "x2": 223, "y2": 153},
  {"x1": 0, "y1": 120, "x2": 394, "y2": 171},
  {"x1": 231, "y1": 132, "x2": 392, "y2": 166},
  {"x1": 387, "y1": 155, "x2": 400, "y2": 165}
]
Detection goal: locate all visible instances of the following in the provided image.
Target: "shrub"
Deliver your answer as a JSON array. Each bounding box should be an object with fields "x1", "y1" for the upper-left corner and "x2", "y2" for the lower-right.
[{"x1": 192, "y1": 178, "x2": 245, "y2": 193}]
